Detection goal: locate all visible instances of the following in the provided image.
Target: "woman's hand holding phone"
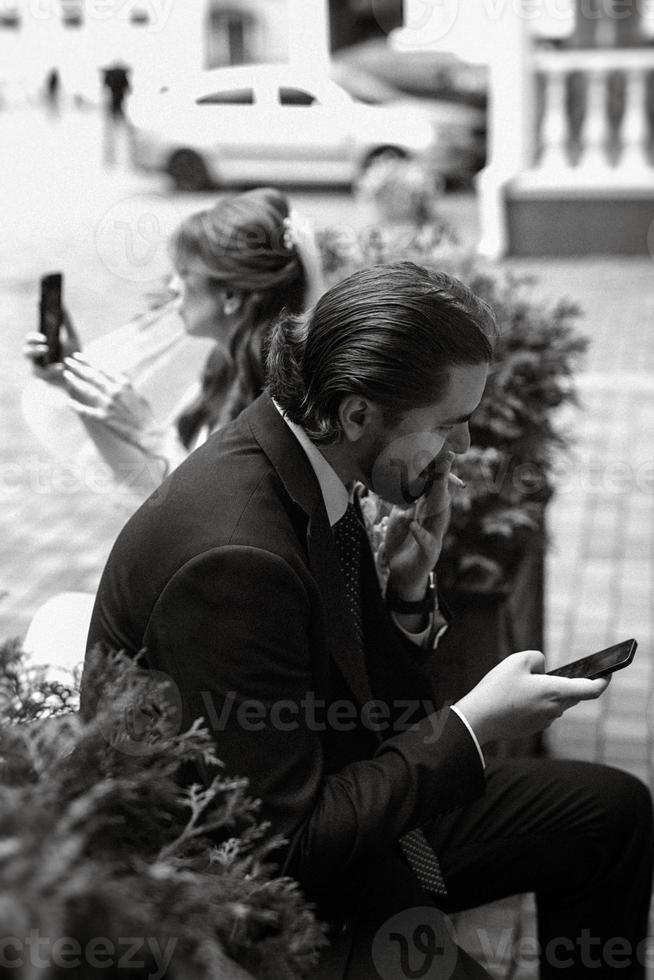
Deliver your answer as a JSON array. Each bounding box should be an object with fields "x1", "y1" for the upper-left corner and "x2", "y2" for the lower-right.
[{"x1": 23, "y1": 308, "x2": 81, "y2": 383}]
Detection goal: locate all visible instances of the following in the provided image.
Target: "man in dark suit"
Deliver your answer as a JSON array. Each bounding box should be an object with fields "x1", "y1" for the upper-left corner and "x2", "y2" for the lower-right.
[{"x1": 83, "y1": 262, "x2": 652, "y2": 978}]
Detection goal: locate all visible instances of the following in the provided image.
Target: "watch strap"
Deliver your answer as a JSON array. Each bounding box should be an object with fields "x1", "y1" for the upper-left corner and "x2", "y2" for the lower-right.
[{"x1": 386, "y1": 571, "x2": 437, "y2": 615}]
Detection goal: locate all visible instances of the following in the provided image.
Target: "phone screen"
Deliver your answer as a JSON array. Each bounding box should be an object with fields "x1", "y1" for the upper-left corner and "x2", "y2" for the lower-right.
[
  {"x1": 547, "y1": 639, "x2": 637, "y2": 679},
  {"x1": 38, "y1": 272, "x2": 63, "y2": 365}
]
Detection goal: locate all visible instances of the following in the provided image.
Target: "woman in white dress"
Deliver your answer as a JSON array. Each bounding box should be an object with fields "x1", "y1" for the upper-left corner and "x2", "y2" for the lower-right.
[
  {"x1": 23, "y1": 187, "x2": 324, "y2": 495},
  {"x1": 21, "y1": 187, "x2": 324, "y2": 670}
]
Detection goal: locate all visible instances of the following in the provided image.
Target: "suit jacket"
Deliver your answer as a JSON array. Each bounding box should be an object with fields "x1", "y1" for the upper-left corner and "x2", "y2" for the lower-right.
[{"x1": 84, "y1": 393, "x2": 485, "y2": 935}]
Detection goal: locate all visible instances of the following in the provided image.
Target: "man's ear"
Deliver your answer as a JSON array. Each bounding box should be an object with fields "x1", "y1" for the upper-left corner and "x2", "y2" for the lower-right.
[
  {"x1": 338, "y1": 396, "x2": 374, "y2": 443},
  {"x1": 222, "y1": 289, "x2": 243, "y2": 317}
]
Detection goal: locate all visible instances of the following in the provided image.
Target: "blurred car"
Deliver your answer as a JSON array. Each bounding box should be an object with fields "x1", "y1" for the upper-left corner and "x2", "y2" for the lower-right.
[
  {"x1": 331, "y1": 61, "x2": 486, "y2": 186},
  {"x1": 127, "y1": 63, "x2": 443, "y2": 191},
  {"x1": 331, "y1": 39, "x2": 488, "y2": 185}
]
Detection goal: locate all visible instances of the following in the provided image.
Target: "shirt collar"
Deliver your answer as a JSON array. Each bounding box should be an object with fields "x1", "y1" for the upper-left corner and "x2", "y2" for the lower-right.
[{"x1": 273, "y1": 399, "x2": 349, "y2": 526}]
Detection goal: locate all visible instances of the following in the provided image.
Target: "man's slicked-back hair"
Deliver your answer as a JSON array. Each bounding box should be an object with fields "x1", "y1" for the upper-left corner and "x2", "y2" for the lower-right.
[{"x1": 266, "y1": 261, "x2": 498, "y2": 443}]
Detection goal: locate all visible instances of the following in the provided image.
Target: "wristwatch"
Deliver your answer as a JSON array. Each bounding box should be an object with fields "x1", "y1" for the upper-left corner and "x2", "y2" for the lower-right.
[{"x1": 386, "y1": 571, "x2": 437, "y2": 615}]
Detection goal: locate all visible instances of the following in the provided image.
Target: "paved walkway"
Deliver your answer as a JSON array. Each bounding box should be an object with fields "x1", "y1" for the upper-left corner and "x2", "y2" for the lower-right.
[
  {"x1": 507, "y1": 257, "x2": 654, "y2": 790},
  {"x1": 449, "y1": 252, "x2": 654, "y2": 978}
]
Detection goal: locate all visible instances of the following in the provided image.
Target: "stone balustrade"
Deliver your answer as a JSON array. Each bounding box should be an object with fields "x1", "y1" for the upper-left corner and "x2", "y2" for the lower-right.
[{"x1": 533, "y1": 48, "x2": 654, "y2": 182}]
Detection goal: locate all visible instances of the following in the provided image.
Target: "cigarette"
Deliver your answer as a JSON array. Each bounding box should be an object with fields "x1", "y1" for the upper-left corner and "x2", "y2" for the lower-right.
[{"x1": 448, "y1": 472, "x2": 466, "y2": 489}]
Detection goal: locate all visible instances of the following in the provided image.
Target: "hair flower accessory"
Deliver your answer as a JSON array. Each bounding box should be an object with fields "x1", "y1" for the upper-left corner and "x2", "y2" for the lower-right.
[
  {"x1": 282, "y1": 215, "x2": 296, "y2": 251},
  {"x1": 279, "y1": 208, "x2": 326, "y2": 306}
]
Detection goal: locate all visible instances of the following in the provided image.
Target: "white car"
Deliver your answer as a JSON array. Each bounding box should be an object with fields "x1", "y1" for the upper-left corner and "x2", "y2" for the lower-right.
[{"x1": 128, "y1": 63, "x2": 441, "y2": 190}]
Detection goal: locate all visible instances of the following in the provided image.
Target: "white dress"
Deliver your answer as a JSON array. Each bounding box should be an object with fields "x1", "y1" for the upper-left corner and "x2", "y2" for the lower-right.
[
  {"x1": 21, "y1": 301, "x2": 215, "y2": 675},
  {"x1": 22, "y1": 300, "x2": 215, "y2": 498}
]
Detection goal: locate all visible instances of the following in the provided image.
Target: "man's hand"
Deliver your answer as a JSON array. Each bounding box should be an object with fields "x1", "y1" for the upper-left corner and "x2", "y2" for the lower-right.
[
  {"x1": 454, "y1": 651, "x2": 610, "y2": 745},
  {"x1": 383, "y1": 451, "x2": 457, "y2": 601}
]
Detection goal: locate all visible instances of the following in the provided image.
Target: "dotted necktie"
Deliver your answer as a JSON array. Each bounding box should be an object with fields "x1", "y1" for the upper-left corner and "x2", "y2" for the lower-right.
[
  {"x1": 332, "y1": 502, "x2": 365, "y2": 650},
  {"x1": 332, "y1": 501, "x2": 448, "y2": 900}
]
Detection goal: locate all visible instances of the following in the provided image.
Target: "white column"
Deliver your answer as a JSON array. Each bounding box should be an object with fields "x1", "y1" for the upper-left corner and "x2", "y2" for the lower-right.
[
  {"x1": 287, "y1": 0, "x2": 330, "y2": 71},
  {"x1": 476, "y1": 3, "x2": 533, "y2": 260},
  {"x1": 391, "y1": 1, "x2": 536, "y2": 259},
  {"x1": 644, "y1": 0, "x2": 654, "y2": 38},
  {"x1": 536, "y1": 67, "x2": 570, "y2": 171},
  {"x1": 619, "y1": 68, "x2": 650, "y2": 172},
  {"x1": 577, "y1": 68, "x2": 610, "y2": 170}
]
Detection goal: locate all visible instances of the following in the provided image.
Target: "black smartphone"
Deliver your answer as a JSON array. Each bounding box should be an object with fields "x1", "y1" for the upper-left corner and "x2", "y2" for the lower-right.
[
  {"x1": 547, "y1": 638, "x2": 637, "y2": 680},
  {"x1": 37, "y1": 272, "x2": 64, "y2": 366}
]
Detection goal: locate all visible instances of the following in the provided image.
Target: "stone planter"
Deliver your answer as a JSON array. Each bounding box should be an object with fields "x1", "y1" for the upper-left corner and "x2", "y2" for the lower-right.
[{"x1": 434, "y1": 525, "x2": 547, "y2": 759}]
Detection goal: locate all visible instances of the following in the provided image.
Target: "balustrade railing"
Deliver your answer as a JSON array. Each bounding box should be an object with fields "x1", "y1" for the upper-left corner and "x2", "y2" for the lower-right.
[{"x1": 533, "y1": 48, "x2": 654, "y2": 178}]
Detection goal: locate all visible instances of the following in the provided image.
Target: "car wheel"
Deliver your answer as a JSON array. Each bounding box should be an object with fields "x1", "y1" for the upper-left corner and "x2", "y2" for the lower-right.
[{"x1": 167, "y1": 149, "x2": 211, "y2": 191}]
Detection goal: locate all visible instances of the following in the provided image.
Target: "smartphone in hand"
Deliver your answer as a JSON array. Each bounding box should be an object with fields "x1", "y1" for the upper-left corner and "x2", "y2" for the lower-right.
[
  {"x1": 36, "y1": 272, "x2": 64, "y2": 367},
  {"x1": 547, "y1": 638, "x2": 637, "y2": 680}
]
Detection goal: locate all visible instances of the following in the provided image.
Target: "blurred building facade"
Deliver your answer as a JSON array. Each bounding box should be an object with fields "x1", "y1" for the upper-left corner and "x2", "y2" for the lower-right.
[
  {"x1": 0, "y1": 0, "x2": 397, "y2": 105},
  {"x1": 0, "y1": 0, "x2": 291, "y2": 104},
  {"x1": 393, "y1": 0, "x2": 654, "y2": 256}
]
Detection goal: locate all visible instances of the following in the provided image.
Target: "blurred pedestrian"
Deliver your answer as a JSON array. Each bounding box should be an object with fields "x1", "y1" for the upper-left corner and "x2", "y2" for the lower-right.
[
  {"x1": 44, "y1": 68, "x2": 61, "y2": 118},
  {"x1": 101, "y1": 59, "x2": 131, "y2": 166}
]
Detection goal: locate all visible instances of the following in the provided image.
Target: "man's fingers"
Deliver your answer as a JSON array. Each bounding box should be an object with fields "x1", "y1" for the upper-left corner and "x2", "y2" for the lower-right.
[
  {"x1": 419, "y1": 498, "x2": 451, "y2": 539},
  {"x1": 383, "y1": 505, "x2": 415, "y2": 550},
  {"x1": 434, "y1": 450, "x2": 456, "y2": 475},
  {"x1": 551, "y1": 676, "x2": 610, "y2": 701},
  {"x1": 417, "y1": 461, "x2": 454, "y2": 525},
  {"x1": 522, "y1": 650, "x2": 546, "y2": 672},
  {"x1": 409, "y1": 520, "x2": 438, "y2": 558}
]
